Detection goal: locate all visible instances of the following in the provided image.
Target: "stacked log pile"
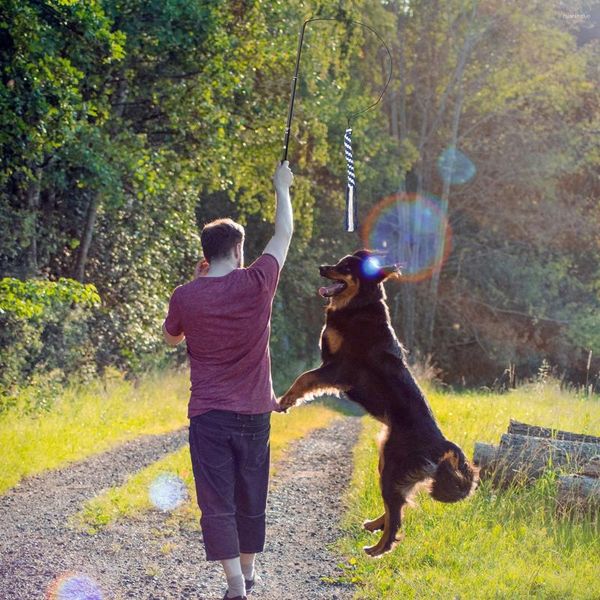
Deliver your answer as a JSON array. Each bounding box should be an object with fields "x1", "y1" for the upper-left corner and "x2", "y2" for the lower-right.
[{"x1": 474, "y1": 420, "x2": 600, "y2": 510}]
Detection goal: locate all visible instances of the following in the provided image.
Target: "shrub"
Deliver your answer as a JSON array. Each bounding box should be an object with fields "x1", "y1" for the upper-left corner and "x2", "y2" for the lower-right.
[{"x1": 0, "y1": 277, "x2": 100, "y2": 411}]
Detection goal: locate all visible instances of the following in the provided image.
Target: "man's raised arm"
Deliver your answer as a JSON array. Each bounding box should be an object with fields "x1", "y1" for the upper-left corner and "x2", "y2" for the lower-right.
[{"x1": 263, "y1": 161, "x2": 294, "y2": 269}]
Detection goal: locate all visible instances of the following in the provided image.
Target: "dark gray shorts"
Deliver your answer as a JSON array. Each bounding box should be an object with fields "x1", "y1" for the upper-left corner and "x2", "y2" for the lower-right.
[{"x1": 188, "y1": 409, "x2": 271, "y2": 561}]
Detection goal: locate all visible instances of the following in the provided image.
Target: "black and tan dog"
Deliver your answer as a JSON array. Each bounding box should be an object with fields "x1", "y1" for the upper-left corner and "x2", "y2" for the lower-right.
[{"x1": 278, "y1": 249, "x2": 478, "y2": 557}]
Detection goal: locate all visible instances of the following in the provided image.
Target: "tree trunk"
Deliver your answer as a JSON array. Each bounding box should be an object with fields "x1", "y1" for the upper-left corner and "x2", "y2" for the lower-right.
[
  {"x1": 425, "y1": 91, "x2": 465, "y2": 351},
  {"x1": 393, "y1": 8, "x2": 419, "y2": 350},
  {"x1": 25, "y1": 167, "x2": 42, "y2": 277},
  {"x1": 72, "y1": 73, "x2": 128, "y2": 283},
  {"x1": 425, "y1": 4, "x2": 480, "y2": 351},
  {"x1": 73, "y1": 192, "x2": 100, "y2": 282}
]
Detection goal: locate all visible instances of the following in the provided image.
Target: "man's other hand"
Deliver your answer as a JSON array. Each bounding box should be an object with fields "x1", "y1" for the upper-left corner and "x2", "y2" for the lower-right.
[
  {"x1": 273, "y1": 161, "x2": 294, "y2": 191},
  {"x1": 195, "y1": 259, "x2": 210, "y2": 279}
]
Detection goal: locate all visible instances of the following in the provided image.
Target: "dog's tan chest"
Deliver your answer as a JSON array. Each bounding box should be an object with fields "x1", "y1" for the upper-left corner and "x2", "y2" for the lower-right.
[{"x1": 323, "y1": 327, "x2": 344, "y2": 353}]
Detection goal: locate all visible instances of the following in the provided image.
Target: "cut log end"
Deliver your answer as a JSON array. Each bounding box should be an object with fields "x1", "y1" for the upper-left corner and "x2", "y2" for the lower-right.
[
  {"x1": 557, "y1": 475, "x2": 600, "y2": 512},
  {"x1": 581, "y1": 456, "x2": 600, "y2": 478},
  {"x1": 473, "y1": 442, "x2": 498, "y2": 470}
]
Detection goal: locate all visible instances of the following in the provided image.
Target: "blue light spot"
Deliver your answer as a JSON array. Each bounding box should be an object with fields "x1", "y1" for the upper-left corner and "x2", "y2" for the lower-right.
[
  {"x1": 149, "y1": 473, "x2": 187, "y2": 512},
  {"x1": 362, "y1": 256, "x2": 382, "y2": 279},
  {"x1": 363, "y1": 193, "x2": 452, "y2": 282},
  {"x1": 57, "y1": 575, "x2": 103, "y2": 600},
  {"x1": 437, "y1": 146, "x2": 476, "y2": 185}
]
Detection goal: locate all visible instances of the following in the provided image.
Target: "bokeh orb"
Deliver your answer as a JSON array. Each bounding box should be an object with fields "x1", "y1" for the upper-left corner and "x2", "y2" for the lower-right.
[
  {"x1": 361, "y1": 255, "x2": 383, "y2": 279},
  {"x1": 361, "y1": 193, "x2": 452, "y2": 283},
  {"x1": 148, "y1": 472, "x2": 187, "y2": 512},
  {"x1": 46, "y1": 573, "x2": 103, "y2": 600},
  {"x1": 437, "y1": 146, "x2": 476, "y2": 185}
]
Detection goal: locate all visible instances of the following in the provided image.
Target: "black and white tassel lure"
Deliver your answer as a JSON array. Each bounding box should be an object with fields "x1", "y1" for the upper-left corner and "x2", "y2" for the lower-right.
[{"x1": 344, "y1": 128, "x2": 358, "y2": 232}]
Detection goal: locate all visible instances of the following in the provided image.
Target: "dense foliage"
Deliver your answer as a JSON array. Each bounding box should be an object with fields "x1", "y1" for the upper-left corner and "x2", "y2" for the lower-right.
[
  {"x1": 0, "y1": 277, "x2": 99, "y2": 409},
  {"x1": 0, "y1": 0, "x2": 598, "y2": 395}
]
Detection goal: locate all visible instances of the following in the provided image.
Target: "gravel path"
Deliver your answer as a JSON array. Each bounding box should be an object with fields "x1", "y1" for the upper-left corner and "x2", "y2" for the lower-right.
[{"x1": 0, "y1": 416, "x2": 362, "y2": 599}]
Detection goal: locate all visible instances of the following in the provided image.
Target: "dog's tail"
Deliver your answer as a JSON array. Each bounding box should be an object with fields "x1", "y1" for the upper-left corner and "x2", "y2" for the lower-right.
[{"x1": 430, "y1": 442, "x2": 478, "y2": 503}]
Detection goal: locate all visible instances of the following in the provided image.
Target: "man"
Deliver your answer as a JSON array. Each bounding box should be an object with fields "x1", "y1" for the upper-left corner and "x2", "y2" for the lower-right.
[{"x1": 162, "y1": 162, "x2": 294, "y2": 600}]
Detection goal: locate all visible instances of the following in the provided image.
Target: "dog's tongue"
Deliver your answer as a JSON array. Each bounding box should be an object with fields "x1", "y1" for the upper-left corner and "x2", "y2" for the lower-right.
[{"x1": 318, "y1": 282, "x2": 346, "y2": 298}]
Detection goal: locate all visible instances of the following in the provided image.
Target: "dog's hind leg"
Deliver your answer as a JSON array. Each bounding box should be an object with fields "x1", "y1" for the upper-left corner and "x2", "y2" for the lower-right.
[
  {"x1": 363, "y1": 433, "x2": 388, "y2": 533},
  {"x1": 363, "y1": 499, "x2": 405, "y2": 557},
  {"x1": 363, "y1": 463, "x2": 407, "y2": 557},
  {"x1": 363, "y1": 513, "x2": 385, "y2": 532}
]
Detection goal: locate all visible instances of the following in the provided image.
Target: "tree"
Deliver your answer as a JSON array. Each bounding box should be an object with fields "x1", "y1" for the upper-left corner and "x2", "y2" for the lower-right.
[{"x1": 353, "y1": 0, "x2": 600, "y2": 383}]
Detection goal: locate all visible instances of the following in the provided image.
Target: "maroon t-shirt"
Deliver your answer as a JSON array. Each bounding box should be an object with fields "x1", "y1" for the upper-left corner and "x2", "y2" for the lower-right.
[{"x1": 164, "y1": 253, "x2": 281, "y2": 418}]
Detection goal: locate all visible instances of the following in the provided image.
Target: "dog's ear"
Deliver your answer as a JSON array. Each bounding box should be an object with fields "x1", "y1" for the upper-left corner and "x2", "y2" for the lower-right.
[
  {"x1": 378, "y1": 264, "x2": 402, "y2": 282},
  {"x1": 354, "y1": 248, "x2": 388, "y2": 260},
  {"x1": 353, "y1": 249, "x2": 373, "y2": 260}
]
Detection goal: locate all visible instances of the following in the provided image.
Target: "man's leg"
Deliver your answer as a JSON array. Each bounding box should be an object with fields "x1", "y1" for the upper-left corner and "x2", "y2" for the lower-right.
[
  {"x1": 232, "y1": 413, "x2": 271, "y2": 588},
  {"x1": 239, "y1": 552, "x2": 255, "y2": 583},
  {"x1": 189, "y1": 413, "x2": 247, "y2": 598},
  {"x1": 220, "y1": 558, "x2": 245, "y2": 599}
]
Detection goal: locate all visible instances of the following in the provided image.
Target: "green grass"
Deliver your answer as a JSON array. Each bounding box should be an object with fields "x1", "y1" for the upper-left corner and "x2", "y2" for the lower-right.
[
  {"x1": 0, "y1": 370, "x2": 192, "y2": 495},
  {"x1": 69, "y1": 401, "x2": 344, "y2": 534},
  {"x1": 337, "y1": 382, "x2": 600, "y2": 600}
]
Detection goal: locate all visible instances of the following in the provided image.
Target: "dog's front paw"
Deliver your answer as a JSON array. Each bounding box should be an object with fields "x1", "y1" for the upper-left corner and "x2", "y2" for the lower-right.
[
  {"x1": 275, "y1": 400, "x2": 288, "y2": 413},
  {"x1": 277, "y1": 393, "x2": 297, "y2": 411}
]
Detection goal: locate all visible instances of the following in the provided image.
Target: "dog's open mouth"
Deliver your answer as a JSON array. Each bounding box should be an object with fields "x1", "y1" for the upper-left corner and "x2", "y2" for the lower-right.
[{"x1": 318, "y1": 281, "x2": 347, "y2": 298}]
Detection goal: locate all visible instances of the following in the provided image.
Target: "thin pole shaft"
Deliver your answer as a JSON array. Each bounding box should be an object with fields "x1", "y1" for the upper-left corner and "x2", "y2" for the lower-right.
[
  {"x1": 282, "y1": 21, "x2": 309, "y2": 163},
  {"x1": 281, "y1": 17, "x2": 392, "y2": 162}
]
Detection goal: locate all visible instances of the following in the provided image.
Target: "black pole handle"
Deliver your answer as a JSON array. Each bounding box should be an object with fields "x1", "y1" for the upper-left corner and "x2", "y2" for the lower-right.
[{"x1": 282, "y1": 21, "x2": 309, "y2": 163}]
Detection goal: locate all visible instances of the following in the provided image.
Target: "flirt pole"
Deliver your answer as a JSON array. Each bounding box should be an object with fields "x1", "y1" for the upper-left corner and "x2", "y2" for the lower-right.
[{"x1": 280, "y1": 17, "x2": 393, "y2": 232}]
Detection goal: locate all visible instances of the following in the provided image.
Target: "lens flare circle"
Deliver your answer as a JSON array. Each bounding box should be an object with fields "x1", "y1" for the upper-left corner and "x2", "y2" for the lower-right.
[
  {"x1": 361, "y1": 193, "x2": 452, "y2": 283},
  {"x1": 148, "y1": 472, "x2": 187, "y2": 512},
  {"x1": 361, "y1": 255, "x2": 382, "y2": 279},
  {"x1": 46, "y1": 572, "x2": 103, "y2": 600},
  {"x1": 437, "y1": 146, "x2": 476, "y2": 185}
]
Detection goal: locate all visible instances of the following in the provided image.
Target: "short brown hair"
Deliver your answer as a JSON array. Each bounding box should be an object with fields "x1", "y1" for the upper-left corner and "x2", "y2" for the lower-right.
[{"x1": 200, "y1": 218, "x2": 245, "y2": 262}]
